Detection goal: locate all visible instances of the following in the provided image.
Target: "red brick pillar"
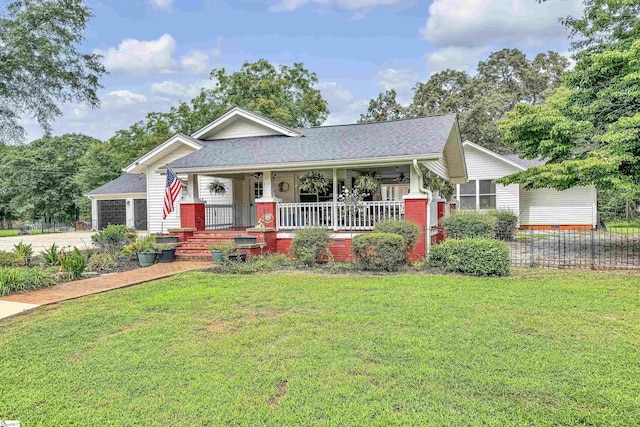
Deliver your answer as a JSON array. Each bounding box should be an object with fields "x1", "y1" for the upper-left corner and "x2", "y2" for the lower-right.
[
  {"x1": 180, "y1": 203, "x2": 206, "y2": 231},
  {"x1": 256, "y1": 201, "x2": 277, "y2": 229},
  {"x1": 404, "y1": 195, "x2": 428, "y2": 261}
]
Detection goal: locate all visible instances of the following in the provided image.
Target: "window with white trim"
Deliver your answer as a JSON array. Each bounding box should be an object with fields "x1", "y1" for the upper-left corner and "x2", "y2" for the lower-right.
[{"x1": 457, "y1": 180, "x2": 496, "y2": 210}]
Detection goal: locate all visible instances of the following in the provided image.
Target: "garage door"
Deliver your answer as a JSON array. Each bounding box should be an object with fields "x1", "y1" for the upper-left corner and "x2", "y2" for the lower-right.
[{"x1": 98, "y1": 200, "x2": 126, "y2": 230}]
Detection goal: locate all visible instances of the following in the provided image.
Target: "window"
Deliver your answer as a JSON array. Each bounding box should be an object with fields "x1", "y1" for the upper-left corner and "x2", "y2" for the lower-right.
[
  {"x1": 459, "y1": 180, "x2": 476, "y2": 209},
  {"x1": 254, "y1": 181, "x2": 263, "y2": 199},
  {"x1": 457, "y1": 180, "x2": 496, "y2": 210}
]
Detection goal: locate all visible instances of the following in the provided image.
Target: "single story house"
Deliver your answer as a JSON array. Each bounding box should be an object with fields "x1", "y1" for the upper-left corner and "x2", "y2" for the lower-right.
[
  {"x1": 87, "y1": 107, "x2": 596, "y2": 260},
  {"x1": 460, "y1": 141, "x2": 597, "y2": 229}
]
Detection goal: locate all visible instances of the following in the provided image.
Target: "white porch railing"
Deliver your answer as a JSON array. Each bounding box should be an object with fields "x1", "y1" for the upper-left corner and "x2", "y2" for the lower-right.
[{"x1": 276, "y1": 201, "x2": 404, "y2": 231}]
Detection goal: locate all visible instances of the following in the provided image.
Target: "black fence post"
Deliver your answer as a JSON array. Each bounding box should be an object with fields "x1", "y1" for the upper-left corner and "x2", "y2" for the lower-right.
[
  {"x1": 529, "y1": 228, "x2": 535, "y2": 268},
  {"x1": 590, "y1": 228, "x2": 595, "y2": 270}
]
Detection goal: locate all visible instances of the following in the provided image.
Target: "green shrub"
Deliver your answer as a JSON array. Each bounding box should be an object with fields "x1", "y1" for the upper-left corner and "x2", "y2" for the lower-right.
[
  {"x1": 13, "y1": 241, "x2": 33, "y2": 266},
  {"x1": 441, "y1": 211, "x2": 496, "y2": 239},
  {"x1": 41, "y1": 243, "x2": 61, "y2": 266},
  {"x1": 59, "y1": 247, "x2": 88, "y2": 281},
  {"x1": 374, "y1": 219, "x2": 419, "y2": 256},
  {"x1": 352, "y1": 233, "x2": 405, "y2": 272},
  {"x1": 217, "y1": 254, "x2": 291, "y2": 275},
  {"x1": 122, "y1": 235, "x2": 158, "y2": 255},
  {"x1": 87, "y1": 252, "x2": 118, "y2": 272},
  {"x1": 291, "y1": 228, "x2": 331, "y2": 266},
  {"x1": 92, "y1": 225, "x2": 136, "y2": 256},
  {"x1": 0, "y1": 250, "x2": 24, "y2": 267},
  {"x1": 492, "y1": 211, "x2": 518, "y2": 240},
  {"x1": 428, "y1": 238, "x2": 511, "y2": 277},
  {"x1": 0, "y1": 267, "x2": 55, "y2": 296}
]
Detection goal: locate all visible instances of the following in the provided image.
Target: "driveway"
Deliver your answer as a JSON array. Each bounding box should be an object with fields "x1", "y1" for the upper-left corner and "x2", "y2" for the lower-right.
[{"x1": 0, "y1": 231, "x2": 96, "y2": 254}]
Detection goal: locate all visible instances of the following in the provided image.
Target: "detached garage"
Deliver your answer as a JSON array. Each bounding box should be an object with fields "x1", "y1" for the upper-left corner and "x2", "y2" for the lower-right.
[{"x1": 87, "y1": 174, "x2": 148, "y2": 231}]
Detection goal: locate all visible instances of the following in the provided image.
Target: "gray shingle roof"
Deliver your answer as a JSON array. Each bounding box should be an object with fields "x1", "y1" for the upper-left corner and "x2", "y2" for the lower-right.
[
  {"x1": 502, "y1": 154, "x2": 546, "y2": 168},
  {"x1": 88, "y1": 174, "x2": 146, "y2": 196},
  {"x1": 169, "y1": 114, "x2": 458, "y2": 170}
]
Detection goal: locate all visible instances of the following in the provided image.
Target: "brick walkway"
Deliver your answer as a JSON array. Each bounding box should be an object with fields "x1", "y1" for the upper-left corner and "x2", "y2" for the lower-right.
[{"x1": 0, "y1": 261, "x2": 210, "y2": 310}]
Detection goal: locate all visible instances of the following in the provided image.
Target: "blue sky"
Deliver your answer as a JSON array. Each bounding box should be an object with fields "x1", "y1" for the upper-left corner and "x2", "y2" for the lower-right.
[{"x1": 24, "y1": 0, "x2": 584, "y2": 140}]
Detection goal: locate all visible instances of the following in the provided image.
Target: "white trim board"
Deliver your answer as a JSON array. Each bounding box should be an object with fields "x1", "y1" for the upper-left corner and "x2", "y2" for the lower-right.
[
  {"x1": 124, "y1": 134, "x2": 203, "y2": 174},
  {"x1": 191, "y1": 107, "x2": 302, "y2": 140},
  {"x1": 462, "y1": 140, "x2": 527, "y2": 171}
]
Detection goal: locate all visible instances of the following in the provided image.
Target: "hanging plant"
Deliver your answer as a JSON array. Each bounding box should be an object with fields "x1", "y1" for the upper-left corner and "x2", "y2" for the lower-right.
[
  {"x1": 298, "y1": 171, "x2": 330, "y2": 194},
  {"x1": 208, "y1": 180, "x2": 227, "y2": 196},
  {"x1": 355, "y1": 171, "x2": 382, "y2": 194}
]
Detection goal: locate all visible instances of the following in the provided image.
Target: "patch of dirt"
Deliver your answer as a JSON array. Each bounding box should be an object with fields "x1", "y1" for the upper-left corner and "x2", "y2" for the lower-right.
[
  {"x1": 205, "y1": 307, "x2": 284, "y2": 335},
  {"x1": 207, "y1": 320, "x2": 233, "y2": 332},
  {"x1": 268, "y1": 380, "x2": 288, "y2": 406}
]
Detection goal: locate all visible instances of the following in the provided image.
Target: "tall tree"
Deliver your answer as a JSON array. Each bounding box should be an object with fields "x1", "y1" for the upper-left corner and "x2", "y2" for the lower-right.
[
  {"x1": 497, "y1": 1, "x2": 640, "y2": 197},
  {"x1": 0, "y1": 0, "x2": 105, "y2": 142},
  {"x1": 359, "y1": 90, "x2": 407, "y2": 123},
  {"x1": 0, "y1": 134, "x2": 98, "y2": 222}
]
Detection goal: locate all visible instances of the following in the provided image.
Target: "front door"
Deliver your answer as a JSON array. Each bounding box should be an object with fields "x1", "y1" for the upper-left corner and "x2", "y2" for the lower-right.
[
  {"x1": 249, "y1": 176, "x2": 264, "y2": 226},
  {"x1": 134, "y1": 199, "x2": 148, "y2": 231},
  {"x1": 98, "y1": 200, "x2": 126, "y2": 230}
]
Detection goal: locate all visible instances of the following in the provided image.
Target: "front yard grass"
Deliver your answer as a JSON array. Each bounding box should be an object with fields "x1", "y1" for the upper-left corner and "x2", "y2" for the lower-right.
[
  {"x1": 1, "y1": 270, "x2": 639, "y2": 426},
  {"x1": 0, "y1": 229, "x2": 42, "y2": 238}
]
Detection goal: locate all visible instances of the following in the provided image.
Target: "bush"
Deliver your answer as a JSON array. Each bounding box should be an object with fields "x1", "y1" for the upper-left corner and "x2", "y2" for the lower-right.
[
  {"x1": 217, "y1": 254, "x2": 292, "y2": 275},
  {"x1": 492, "y1": 211, "x2": 518, "y2": 240},
  {"x1": 291, "y1": 228, "x2": 331, "y2": 266},
  {"x1": 41, "y1": 243, "x2": 61, "y2": 266},
  {"x1": 0, "y1": 267, "x2": 56, "y2": 296},
  {"x1": 374, "y1": 219, "x2": 419, "y2": 256},
  {"x1": 441, "y1": 211, "x2": 496, "y2": 239},
  {"x1": 87, "y1": 252, "x2": 118, "y2": 272},
  {"x1": 92, "y1": 225, "x2": 136, "y2": 256},
  {"x1": 122, "y1": 235, "x2": 158, "y2": 255},
  {"x1": 13, "y1": 241, "x2": 33, "y2": 266},
  {"x1": 428, "y1": 238, "x2": 510, "y2": 277},
  {"x1": 352, "y1": 233, "x2": 405, "y2": 272},
  {"x1": 59, "y1": 247, "x2": 88, "y2": 281},
  {"x1": 0, "y1": 250, "x2": 24, "y2": 267}
]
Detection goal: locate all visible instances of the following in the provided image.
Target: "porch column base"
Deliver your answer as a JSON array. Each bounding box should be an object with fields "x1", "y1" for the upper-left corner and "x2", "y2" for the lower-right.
[
  {"x1": 255, "y1": 200, "x2": 278, "y2": 230},
  {"x1": 180, "y1": 203, "x2": 206, "y2": 231},
  {"x1": 403, "y1": 195, "x2": 428, "y2": 261}
]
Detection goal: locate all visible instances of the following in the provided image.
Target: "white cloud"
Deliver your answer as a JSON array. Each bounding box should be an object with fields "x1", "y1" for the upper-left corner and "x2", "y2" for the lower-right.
[
  {"x1": 95, "y1": 34, "x2": 215, "y2": 75},
  {"x1": 426, "y1": 46, "x2": 489, "y2": 73},
  {"x1": 150, "y1": 79, "x2": 215, "y2": 99},
  {"x1": 422, "y1": 0, "x2": 582, "y2": 48},
  {"x1": 375, "y1": 68, "x2": 419, "y2": 103},
  {"x1": 108, "y1": 90, "x2": 148, "y2": 105},
  {"x1": 270, "y1": 0, "x2": 405, "y2": 13},
  {"x1": 148, "y1": 0, "x2": 173, "y2": 11},
  {"x1": 180, "y1": 50, "x2": 210, "y2": 75},
  {"x1": 316, "y1": 82, "x2": 368, "y2": 125},
  {"x1": 95, "y1": 34, "x2": 178, "y2": 75},
  {"x1": 211, "y1": 38, "x2": 223, "y2": 58}
]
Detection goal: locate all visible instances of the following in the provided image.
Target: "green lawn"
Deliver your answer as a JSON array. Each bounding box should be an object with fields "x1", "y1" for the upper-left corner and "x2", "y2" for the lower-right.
[
  {"x1": 0, "y1": 229, "x2": 43, "y2": 238},
  {"x1": 1, "y1": 271, "x2": 639, "y2": 426}
]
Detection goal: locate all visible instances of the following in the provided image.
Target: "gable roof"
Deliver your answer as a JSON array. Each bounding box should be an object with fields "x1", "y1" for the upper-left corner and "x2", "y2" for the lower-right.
[
  {"x1": 169, "y1": 114, "x2": 459, "y2": 172},
  {"x1": 123, "y1": 133, "x2": 203, "y2": 174},
  {"x1": 87, "y1": 174, "x2": 146, "y2": 196},
  {"x1": 462, "y1": 140, "x2": 545, "y2": 171},
  {"x1": 191, "y1": 106, "x2": 303, "y2": 140}
]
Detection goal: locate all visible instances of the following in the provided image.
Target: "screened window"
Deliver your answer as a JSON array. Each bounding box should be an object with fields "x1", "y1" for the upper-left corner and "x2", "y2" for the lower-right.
[
  {"x1": 459, "y1": 180, "x2": 477, "y2": 210},
  {"x1": 458, "y1": 180, "x2": 496, "y2": 210}
]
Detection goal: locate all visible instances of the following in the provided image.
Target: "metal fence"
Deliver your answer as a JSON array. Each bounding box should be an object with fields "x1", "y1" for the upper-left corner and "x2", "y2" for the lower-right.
[
  {"x1": 205, "y1": 204, "x2": 252, "y2": 230},
  {"x1": 431, "y1": 226, "x2": 640, "y2": 270}
]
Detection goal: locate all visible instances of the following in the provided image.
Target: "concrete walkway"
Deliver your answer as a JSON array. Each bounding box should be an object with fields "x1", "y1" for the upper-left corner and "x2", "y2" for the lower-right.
[
  {"x1": 0, "y1": 261, "x2": 211, "y2": 320},
  {"x1": 0, "y1": 231, "x2": 96, "y2": 254}
]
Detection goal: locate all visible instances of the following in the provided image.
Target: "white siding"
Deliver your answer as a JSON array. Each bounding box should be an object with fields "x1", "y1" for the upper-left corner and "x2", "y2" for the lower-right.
[
  {"x1": 204, "y1": 117, "x2": 281, "y2": 140},
  {"x1": 198, "y1": 176, "x2": 233, "y2": 205},
  {"x1": 520, "y1": 186, "x2": 597, "y2": 226},
  {"x1": 274, "y1": 172, "x2": 296, "y2": 203},
  {"x1": 147, "y1": 146, "x2": 198, "y2": 234},
  {"x1": 496, "y1": 184, "x2": 519, "y2": 215},
  {"x1": 464, "y1": 144, "x2": 521, "y2": 179}
]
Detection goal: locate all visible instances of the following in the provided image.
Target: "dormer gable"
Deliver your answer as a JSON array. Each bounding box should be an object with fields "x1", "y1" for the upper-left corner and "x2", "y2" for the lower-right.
[{"x1": 191, "y1": 106, "x2": 303, "y2": 140}]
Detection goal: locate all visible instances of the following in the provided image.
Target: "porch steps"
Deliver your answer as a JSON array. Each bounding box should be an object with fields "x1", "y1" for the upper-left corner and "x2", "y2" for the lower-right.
[{"x1": 175, "y1": 229, "x2": 265, "y2": 262}]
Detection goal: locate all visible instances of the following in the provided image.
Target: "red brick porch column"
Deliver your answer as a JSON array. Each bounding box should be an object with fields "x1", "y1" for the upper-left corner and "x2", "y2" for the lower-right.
[
  {"x1": 256, "y1": 200, "x2": 278, "y2": 228},
  {"x1": 404, "y1": 195, "x2": 428, "y2": 261},
  {"x1": 180, "y1": 203, "x2": 206, "y2": 231}
]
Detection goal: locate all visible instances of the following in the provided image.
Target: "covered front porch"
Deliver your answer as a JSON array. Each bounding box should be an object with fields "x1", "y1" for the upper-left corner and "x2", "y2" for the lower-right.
[{"x1": 176, "y1": 160, "x2": 458, "y2": 261}]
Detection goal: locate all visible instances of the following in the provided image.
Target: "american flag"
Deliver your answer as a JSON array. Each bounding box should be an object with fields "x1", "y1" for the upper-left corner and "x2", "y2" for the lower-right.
[{"x1": 163, "y1": 166, "x2": 183, "y2": 219}]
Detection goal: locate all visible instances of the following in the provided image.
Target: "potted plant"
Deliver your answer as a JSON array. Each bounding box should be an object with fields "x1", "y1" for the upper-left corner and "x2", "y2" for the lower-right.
[
  {"x1": 208, "y1": 179, "x2": 227, "y2": 196},
  {"x1": 208, "y1": 241, "x2": 236, "y2": 264},
  {"x1": 157, "y1": 244, "x2": 177, "y2": 263},
  {"x1": 122, "y1": 235, "x2": 159, "y2": 267},
  {"x1": 355, "y1": 171, "x2": 382, "y2": 199},
  {"x1": 298, "y1": 171, "x2": 331, "y2": 195}
]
